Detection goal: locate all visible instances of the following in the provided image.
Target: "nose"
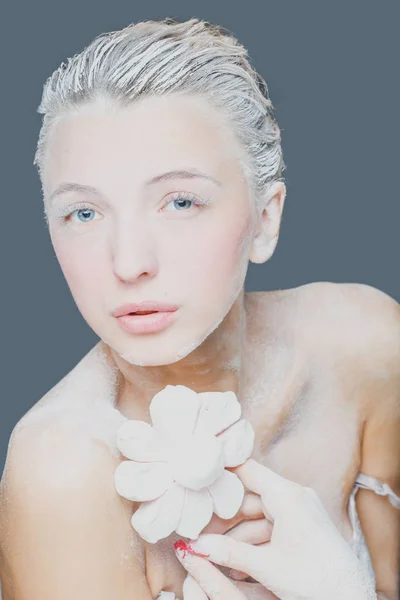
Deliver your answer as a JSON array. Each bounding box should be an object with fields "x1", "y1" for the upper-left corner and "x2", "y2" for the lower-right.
[{"x1": 111, "y1": 221, "x2": 158, "y2": 284}]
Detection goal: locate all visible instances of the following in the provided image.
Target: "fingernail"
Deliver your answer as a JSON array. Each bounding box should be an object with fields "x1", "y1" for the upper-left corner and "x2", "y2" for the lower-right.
[
  {"x1": 174, "y1": 538, "x2": 211, "y2": 560},
  {"x1": 173, "y1": 539, "x2": 189, "y2": 561}
]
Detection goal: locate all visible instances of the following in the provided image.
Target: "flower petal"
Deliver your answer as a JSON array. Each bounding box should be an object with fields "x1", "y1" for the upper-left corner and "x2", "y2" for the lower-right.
[
  {"x1": 170, "y1": 432, "x2": 225, "y2": 490},
  {"x1": 150, "y1": 384, "x2": 201, "y2": 438},
  {"x1": 114, "y1": 460, "x2": 173, "y2": 501},
  {"x1": 131, "y1": 482, "x2": 185, "y2": 544},
  {"x1": 208, "y1": 470, "x2": 244, "y2": 519},
  {"x1": 195, "y1": 391, "x2": 241, "y2": 436},
  {"x1": 217, "y1": 419, "x2": 255, "y2": 467},
  {"x1": 176, "y1": 488, "x2": 214, "y2": 539},
  {"x1": 116, "y1": 420, "x2": 170, "y2": 462}
]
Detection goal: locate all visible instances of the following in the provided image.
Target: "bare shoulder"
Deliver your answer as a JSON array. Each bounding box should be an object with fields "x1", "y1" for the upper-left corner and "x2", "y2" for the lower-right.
[
  {"x1": 298, "y1": 280, "x2": 399, "y2": 319},
  {"x1": 289, "y1": 281, "x2": 398, "y2": 348},
  {"x1": 253, "y1": 281, "x2": 399, "y2": 342},
  {"x1": 2, "y1": 410, "x2": 120, "y2": 492},
  {"x1": 1, "y1": 337, "x2": 128, "y2": 518},
  {"x1": 0, "y1": 414, "x2": 150, "y2": 599},
  {"x1": 295, "y1": 281, "x2": 399, "y2": 409},
  {"x1": 7, "y1": 340, "x2": 126, "y2": 460},
  {"x1": 256, "y1": 282, "x2": 399, "y2": 405}
]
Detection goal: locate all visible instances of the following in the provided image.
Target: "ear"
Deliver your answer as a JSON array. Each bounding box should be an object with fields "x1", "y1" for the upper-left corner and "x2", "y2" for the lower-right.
[{"x1": 249, "y1": 182, "x2": 286, "y2": 264}]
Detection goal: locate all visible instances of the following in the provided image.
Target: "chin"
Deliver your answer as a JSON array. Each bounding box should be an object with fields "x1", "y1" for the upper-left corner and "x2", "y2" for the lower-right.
[
  {"x1": 102, "y1": 319, "x2": 219, "y2": 368},
  {"x1": 99, "y1": 302, "x2": 232, "y2": 368},
  {"x1": 97, "y1": 332, "x2": 195, "y2": 367}
]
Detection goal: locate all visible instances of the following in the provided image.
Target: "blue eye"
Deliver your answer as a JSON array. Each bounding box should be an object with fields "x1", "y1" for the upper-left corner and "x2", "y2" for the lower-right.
[
  {"x1": 163, "y1": 193, "x2": 208, "y2": 211},
  {"x1": 58, "y1": 192, "x2": 210, "y2": 224},
  {"x1": 57, "y1": 203, "x2": 99, "y2": 223},
  {"x1": 72, "y1": 208, "x2": 97, "y2": 222},
  {"x1": 165, "y1": 197, "x2": 194, "y2": 211}
]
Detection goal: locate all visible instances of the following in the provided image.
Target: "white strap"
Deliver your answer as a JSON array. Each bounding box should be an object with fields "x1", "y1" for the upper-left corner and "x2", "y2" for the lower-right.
[{"x1": 355, "y1": 473, "x2": 400, "y2": 509}]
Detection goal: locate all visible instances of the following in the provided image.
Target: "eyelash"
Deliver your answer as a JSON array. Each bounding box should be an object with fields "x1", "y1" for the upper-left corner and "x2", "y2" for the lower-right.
[{"x1": 56, "y1": 192, "x2": 210, "y2": 223}]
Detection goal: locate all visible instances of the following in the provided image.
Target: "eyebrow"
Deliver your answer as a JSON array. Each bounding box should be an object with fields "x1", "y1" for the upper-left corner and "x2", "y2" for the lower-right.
[{"x1": 47, "y1": 169, "x2": 221, "y2": 205}]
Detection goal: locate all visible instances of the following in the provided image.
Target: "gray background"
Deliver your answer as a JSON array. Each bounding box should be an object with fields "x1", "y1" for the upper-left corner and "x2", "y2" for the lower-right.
[{"x1": 1, "y1": 1, "x2": 399, "y2": 477}]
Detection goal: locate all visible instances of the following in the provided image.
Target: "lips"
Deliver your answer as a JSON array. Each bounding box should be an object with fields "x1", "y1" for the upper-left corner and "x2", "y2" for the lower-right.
[{"x1": 112, "y1": 301, "x2": 179, "y2": 318}]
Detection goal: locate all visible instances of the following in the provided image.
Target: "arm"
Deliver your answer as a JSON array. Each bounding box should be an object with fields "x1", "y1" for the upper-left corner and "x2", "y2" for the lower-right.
[
  {"x1": 0, "y1": 417, "x2": 154, "y2": 600},
  {"x1": 353, "y1": 286, "x2": 400, "y2": 600},
  {"x1": 357, "y1": 395, "x2": 400, "y2": 600}
]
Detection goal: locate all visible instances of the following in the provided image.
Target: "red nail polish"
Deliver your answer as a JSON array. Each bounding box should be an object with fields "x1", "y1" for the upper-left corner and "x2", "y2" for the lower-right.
[
  {"x1": 173, "y1": 539, "x2": 210, "y2": 559},
  {"x1": 174, "y1": 539, "x2": 189, "y2": 559}
]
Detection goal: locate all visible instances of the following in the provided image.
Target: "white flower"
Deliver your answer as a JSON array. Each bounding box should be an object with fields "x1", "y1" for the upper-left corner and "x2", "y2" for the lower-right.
[{"x1": 114, "y1": 384, "x2": 255, "y2": 544}]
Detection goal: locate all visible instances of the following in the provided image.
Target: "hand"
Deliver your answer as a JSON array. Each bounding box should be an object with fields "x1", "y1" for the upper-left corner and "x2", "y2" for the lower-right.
[
  {"x1": 200, "y1": 487, "x2": 273, "y2": 583},
  {"x1": 174, "y1": 459, "x2": 377, "y2": 600},
  {"x1": 175, "y1": 545, "x2": 278, "y2": 599},
  {"x1": 173, "y1": 488, "x2": 279, "y2": 599}
]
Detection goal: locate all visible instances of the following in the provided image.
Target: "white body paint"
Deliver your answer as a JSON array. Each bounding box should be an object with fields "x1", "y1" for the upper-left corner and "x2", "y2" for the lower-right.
[{"x1": 6, "y1": 286, "x2": 375, "y2": 598}]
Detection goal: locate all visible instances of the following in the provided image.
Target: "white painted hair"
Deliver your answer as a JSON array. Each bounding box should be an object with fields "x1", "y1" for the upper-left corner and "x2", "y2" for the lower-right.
[{"x1": 33, "y1": 17, "x2": 286, "y2": 210}]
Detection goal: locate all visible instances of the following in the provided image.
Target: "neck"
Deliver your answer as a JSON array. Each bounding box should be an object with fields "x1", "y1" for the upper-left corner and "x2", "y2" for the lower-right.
[{"x1": 108, "y1": 288, "x2": 249, "y2": 418}]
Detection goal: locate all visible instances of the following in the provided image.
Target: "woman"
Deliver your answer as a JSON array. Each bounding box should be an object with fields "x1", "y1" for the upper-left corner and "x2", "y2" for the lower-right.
[{"x1": 0, "y1": 17, "x2": 398, "y2": 600}]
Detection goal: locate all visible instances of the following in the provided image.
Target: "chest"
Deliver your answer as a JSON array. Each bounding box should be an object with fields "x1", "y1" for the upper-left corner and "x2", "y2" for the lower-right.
[
  {"x1": 146, "y1": 370, "x2": 365, "y2": 599},
  {"x1": 238, "y1": 342, "x2": 364, "y2": 518},
  {"x1": 74, "y1": 339, "x2": 364, "y2": 512},
  {"x1": 34, "y1": 341, "x2": 366, "y2": 599}
]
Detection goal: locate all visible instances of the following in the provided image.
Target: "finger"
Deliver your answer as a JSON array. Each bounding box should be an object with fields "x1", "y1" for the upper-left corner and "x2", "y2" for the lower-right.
[
  {"x1": 201, "y1": 513, "x2": 236, "y2": 535},
  {"x1": 236, "y1": 491, "x2": 265, "y2": 521},
  {"x1": 175, "y1": 546, "x2": 246, "y2": 600},
  {"x1": 187, "y1": 533, "x2": 265, "y2": 582},
  {"x1": 232, "y1": 459, "x2": 303, "y2": 518},
  {"x1": 182, "y1": 574, "x2": 208, "y2": 599},
  {"x1": 202, "y1": 492, "x2": 265, "y2": 534},
  {"x1": 226, "y1": 518, "x2": 274, "y2": 545},
  {"x1": 229, "y1": 547, "x2": 273, "y2": 581}
]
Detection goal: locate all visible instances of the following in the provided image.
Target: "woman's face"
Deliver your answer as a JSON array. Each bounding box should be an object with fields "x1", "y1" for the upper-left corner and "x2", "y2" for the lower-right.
[{"x1": 44, "y1": 93, "x2": 258, "y2": 366}]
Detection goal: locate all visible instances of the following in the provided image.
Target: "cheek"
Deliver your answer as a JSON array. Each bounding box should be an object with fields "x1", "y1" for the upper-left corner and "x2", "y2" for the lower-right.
[
  {"x1": 52, "y1": 239, "x2": 106, "y2": 300},
  {"x1": 182, "y1": 213, "x2": 254, "y2": 292}
]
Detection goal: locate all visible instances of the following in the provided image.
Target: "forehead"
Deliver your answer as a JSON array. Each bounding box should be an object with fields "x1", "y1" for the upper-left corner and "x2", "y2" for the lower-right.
[{"x1": 44, "y1": 94, "x2": 246, "y2": 193}]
